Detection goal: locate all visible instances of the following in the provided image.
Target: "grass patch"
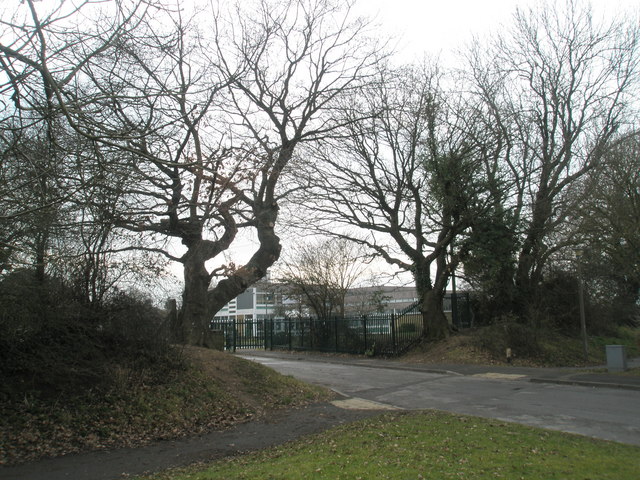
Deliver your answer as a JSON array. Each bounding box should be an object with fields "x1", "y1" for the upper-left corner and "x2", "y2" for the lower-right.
[
  {"x1": 416, "y1": 326, "x2": 640, "y2": 367},
  {"x1": 0, "y1": 347, "x2": 329, "y2": 465},
  {"x1": 536, "y1": 327, "x2": 639, "y2": 367},
  {"x1": 139, "y1": 411, "x2": 640, "y2": 480},
  {"x1": 589, "y1": 328, "x2": 640, "y2": 359}
]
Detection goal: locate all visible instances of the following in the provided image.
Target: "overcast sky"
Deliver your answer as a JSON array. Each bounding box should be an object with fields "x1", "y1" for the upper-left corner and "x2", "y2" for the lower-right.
[
  {"x1": 356, "y1": 0, "x2": 639, "y2": 63},
  {"x1": 220, "y1": 0, "x2": 640, "y2": 289}
]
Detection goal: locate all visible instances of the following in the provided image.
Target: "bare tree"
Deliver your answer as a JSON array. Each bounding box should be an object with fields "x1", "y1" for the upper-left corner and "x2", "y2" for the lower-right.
[
  {"x1": 1, "y1": 0, "x2": 383, "y2": 345},
  {"x1": 0, "y1": 131, "x2": 62, "y2": 279},
  {"x1": 297, "y1": 64, "x2": 494, "y2": 339},
  {"x1": 466, "y1": 0, "x2": 640, "y2": 316},
  {"x1": 0, "y1": 0, "x2": 146, "y2": 281},
  {"x1": 276, "y1": 237, "x2": 368, "y2": 319},
  {"x1": 570, "y1": 131, "x2": 640, "y2": 323}
]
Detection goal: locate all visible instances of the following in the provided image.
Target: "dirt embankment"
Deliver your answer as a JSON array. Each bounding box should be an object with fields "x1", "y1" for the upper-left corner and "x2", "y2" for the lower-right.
[{"x1": 1, "y1": 346, "x2": 330, "y2": 466}]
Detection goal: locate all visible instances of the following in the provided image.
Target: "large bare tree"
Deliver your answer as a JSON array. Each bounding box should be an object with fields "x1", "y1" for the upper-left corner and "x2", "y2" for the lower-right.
[
  {"x1": 297, "y1": 64, "x2": 494, "y2": 339},
  {"x1": 465, "y1": 0, "x2": 640, "y2": 317},
  {"x1": 570, "y1": 131, "x2": 640, "y2": 323},
  {"x1": 1, "y1": 0, "x2": 383, "y2": 345}
]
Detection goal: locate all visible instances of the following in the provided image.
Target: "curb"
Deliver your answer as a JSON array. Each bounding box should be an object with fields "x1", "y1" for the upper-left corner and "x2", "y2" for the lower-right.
[{"x1": 529, "y1": 377, "x2": 640, "y2": 391}]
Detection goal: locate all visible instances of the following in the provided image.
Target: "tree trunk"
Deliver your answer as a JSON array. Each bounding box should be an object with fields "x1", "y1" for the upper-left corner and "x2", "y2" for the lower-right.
[
  {"x1": 207, "y1": 201, "x2": 282, "y2": 317},
  {"x1": 179, "y1": 241, "x2": 217, "y2": 348},
  {"x1": 421, "y1": 289, "x2": 449, "y2": 340},
  {"x1": 166, "y1": 298, "x2": 180, "y2": 343},
  {"x1": 515, "y1": 184, "x2": 553, "y2": 315},
  {"x1": 413, "y1": 259, "x2": 449, "y2": 340},
  {"x1": 34, "y1": 232, "x2": 48, "y2": 285}
]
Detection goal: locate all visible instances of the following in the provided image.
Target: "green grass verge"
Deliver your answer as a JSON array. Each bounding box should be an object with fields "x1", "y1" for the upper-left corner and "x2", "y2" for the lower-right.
[
  {"x1": 141, "y1": 411, "x2": 640, "y2": 480},
  {"x1": 536, "y1": 334, "x2": 637, "y2": 367},
  {"x1": 475, "y1": 325, "x2": 640, "y2": 367},
  {"x1": 590, "y1": 328, "x2": 640, "y2": 359}
]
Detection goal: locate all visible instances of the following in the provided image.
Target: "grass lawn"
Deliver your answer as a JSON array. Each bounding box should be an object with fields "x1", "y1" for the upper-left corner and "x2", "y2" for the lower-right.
[{"x1": 142, "y1": 410, "x2": 640, "y2": 480}]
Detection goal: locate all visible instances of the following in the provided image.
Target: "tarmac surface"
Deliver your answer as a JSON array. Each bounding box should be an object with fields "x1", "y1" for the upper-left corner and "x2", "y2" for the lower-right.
[
  {"x1": 2, "y1": 351, "x2": 639, "y2": 480},
  {"x1": 244, "y1": 349, "x2": 640, "y2": 391}
]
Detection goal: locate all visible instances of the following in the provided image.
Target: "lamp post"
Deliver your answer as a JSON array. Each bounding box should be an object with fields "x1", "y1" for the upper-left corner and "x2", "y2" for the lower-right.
[{"x1": 575, "y1": 248, "x2": 589, "y2": 362}]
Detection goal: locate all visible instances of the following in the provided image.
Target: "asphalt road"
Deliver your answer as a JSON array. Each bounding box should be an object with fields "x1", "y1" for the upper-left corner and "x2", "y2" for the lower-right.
[{"x1": 240, "y1": 354, "x2": 640, "y2": 446}]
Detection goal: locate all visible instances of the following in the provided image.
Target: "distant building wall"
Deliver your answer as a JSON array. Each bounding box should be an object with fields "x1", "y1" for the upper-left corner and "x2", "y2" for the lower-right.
[
  {"x1": 211, "y1": 281, "x2": 470, "y2": 327},
  {"x1": 237, "y1": 290, "x2": 254, "y2": 310}
]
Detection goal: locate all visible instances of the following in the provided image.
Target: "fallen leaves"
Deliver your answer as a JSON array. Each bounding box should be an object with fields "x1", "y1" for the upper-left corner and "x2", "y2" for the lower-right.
[{"x1": 1, "y1": 347, "x2": 327, "y2": 466}]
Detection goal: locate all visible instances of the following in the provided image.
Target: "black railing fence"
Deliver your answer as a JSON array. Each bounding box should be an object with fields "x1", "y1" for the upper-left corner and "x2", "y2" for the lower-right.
[
  {"x1": 212, "y1": 293, "x2": 472, "y2": 356},
  {"x1": 214, "y1": 310, "x2": 423, "y2": 356},
  {"x1": 266, "y1": 312, "x2": 423, "y2": 355}
]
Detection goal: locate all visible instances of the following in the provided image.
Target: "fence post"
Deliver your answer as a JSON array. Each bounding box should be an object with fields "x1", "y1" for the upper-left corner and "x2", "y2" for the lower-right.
[
  {"x1": 362, "y1": 315, "x2": 368, "y2": 354},
  {"x1": 334, "y1": 316, "x2": 339, "y2": 352},
  {"x1": 232, "y1": 321, "x2": 237, "y2": 353},
  {"x1": 288, "y1": 318, "x2": 292, "y2": 351},
  {"x1": 391, "y1": 313, "x2": 396, "y2": 354},
  {"x1": 269, "y1": 318, "x2": 274, "y2": 351}
]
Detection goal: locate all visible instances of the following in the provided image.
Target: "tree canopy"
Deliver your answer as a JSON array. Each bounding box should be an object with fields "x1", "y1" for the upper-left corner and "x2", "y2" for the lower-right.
[{"x1": 1, "y1": 0, "x2": 638, "y2": 344}]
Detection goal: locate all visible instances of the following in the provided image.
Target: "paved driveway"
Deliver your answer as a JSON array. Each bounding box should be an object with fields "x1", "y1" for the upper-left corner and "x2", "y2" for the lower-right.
[{"x1": 241, "y1": 354, "x2": 640, "y2": 446}]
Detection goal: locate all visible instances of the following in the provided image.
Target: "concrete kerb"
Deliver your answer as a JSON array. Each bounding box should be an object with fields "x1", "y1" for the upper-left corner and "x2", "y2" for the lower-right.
[{"x1": 529, "y1": 377, "x2": 640, "y2": 391}]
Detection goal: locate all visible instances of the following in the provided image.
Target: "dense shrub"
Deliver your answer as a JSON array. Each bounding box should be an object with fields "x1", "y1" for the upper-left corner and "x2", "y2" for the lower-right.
[
  {"x1": 0, "y1": 270, "x2": 183, "y2": 400},
  {"x1": 528, "y1": 269, "x2": 639, "y2": 336},
  {"x1": 469, "y1": 266, "x2": 638, "y2": 339},
  {"x1": 529, "y1": 271, "x2": 581, "y2": 333}
]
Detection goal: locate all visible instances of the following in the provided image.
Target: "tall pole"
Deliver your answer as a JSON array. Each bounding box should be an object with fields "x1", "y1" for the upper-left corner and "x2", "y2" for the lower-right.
[
  {"x1": 450, "y1": 243, "x2": 458, "y2": 328},
  {"x1": 576, "y1": 249, "x2": 589, "y2": 362}
]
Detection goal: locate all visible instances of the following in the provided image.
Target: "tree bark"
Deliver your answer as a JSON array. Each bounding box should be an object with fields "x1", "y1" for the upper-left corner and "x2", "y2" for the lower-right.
[
  {"x1": 207, "y1": 201, "x2": 282, "y2": 318},
  {"x1": 413, "y1": 258, "x2": 449, "y2": 340},
  {"x1": 421, "y1": 289, "x2": 449, "y2": 340},
  {"x1": 514, "y1": 188, "x2": 553, "y2": 315},
  {"x1": 179, "y1": 240, "x2": 217, "y2": 348}
]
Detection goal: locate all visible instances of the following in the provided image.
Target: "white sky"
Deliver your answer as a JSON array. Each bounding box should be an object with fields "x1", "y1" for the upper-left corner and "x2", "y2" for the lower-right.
[
  {"x1": 357, "y1": 0, "x2": 639, "y2": 63},
  {"x1": 221, "y1": 0, "x2": 640, "y2": 272}
]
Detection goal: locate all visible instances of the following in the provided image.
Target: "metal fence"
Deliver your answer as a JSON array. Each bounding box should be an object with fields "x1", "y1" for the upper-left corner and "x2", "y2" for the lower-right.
[
  {"x1": 214, "y1": 310, "x2": 423, "y2": 356},
  {"x1": 212, "y1": 294, "x2": 472, "y2": 355}
]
